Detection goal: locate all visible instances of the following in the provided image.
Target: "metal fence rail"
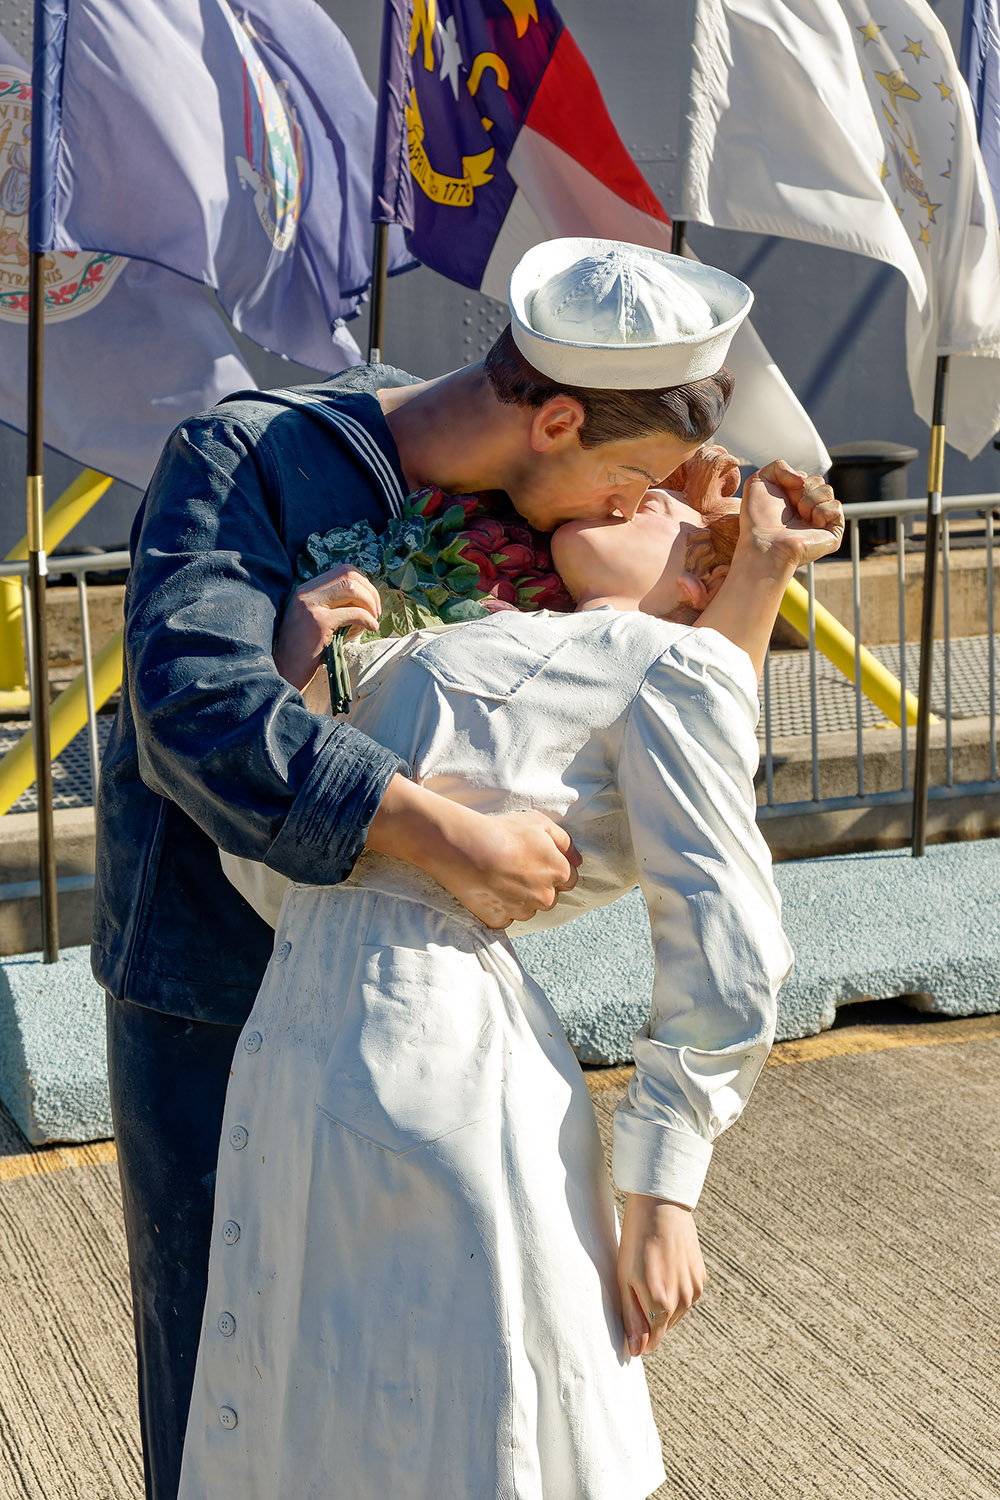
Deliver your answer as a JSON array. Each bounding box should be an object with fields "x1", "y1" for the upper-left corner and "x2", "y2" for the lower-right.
[
  {"x1": 758, "y1": 493, "x2": 1000, "y2": 820},
  {"x1": 2, "y1": 499, "x2": 999, "y2": 824},
  {"x1": 0, "y1": 551, "x2": 127, "y2": 812}
]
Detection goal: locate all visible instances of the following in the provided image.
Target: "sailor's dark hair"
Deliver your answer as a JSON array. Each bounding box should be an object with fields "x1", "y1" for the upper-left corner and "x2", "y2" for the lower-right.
[{"x1": 483, "y1": 324, "x2": 733, "y2": 448}]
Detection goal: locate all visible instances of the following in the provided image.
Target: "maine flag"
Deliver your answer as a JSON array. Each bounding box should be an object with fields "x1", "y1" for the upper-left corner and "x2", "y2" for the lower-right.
[
  {"x1": 374, "y1": 0, "x2": 831, "y2": 473},
  {"x1": 682, "y1": 0, "x2": 1000, "y2": 458},
  {"x1": 0, "y1": 37, "x2": 254, "y2": 491},
  {"x1": 31, "y1": 0, "x2": 411, "y2": 374},
  {"x1": 961, "y1": 0, "x2": 1000, "y2": 221}
]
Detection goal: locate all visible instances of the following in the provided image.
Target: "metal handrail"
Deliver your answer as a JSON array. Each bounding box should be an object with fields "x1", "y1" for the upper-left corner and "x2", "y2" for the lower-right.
[
  {"x1": 839, "y1": 493, "x2": 1000, "y2": 521},
  {"x1": 0, "y1": 550, "x2": 129, "y2": 579}
]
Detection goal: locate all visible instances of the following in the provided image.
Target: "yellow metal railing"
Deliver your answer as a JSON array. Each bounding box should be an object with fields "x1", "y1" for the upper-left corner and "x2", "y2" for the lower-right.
[
  {"x1": 0, "y1": 469, "x2": 114, "y2": 710},
  {"x1": 0, "y1": 626, "x2": 122, "y2": 817},
  {"x1": 779, "y1": 577, "x2": 924, "y2": 728}
]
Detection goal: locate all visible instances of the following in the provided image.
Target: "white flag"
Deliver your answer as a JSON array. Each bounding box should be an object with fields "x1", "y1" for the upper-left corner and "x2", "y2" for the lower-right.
[{"x1": 683, "y1": 0, "x2": 1000, "y2": 457}]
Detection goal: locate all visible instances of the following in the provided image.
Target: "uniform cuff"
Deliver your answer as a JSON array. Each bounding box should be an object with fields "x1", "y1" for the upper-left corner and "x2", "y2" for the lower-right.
[
  {"x1": 611, "y1": 1108, "x2": 714, "y2": 1210},
  {"x1": 265, "y1": 722, "x2": 404, "y2": 885}
]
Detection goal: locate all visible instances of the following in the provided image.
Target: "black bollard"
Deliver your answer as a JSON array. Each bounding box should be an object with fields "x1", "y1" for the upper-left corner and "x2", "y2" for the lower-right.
[{"x1": 826, "y1": 440, "x2": 919, "y2": 555}]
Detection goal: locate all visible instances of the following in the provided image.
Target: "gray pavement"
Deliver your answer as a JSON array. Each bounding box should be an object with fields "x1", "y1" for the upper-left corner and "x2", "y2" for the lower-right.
[{"x1": 0, "y1": 1013, "x2": 997, "y2": 1500}]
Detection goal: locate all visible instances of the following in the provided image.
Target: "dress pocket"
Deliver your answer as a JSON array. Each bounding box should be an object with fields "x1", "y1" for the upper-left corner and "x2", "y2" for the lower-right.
[{"x1": 315, "y1": 942, "x2": 496, "y2": 1155}]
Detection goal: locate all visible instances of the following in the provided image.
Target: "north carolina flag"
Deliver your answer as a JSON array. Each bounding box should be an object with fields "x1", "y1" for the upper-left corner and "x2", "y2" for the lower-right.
[{"x1": 374, "y1": 0, "x2": 830, "y2": 473}]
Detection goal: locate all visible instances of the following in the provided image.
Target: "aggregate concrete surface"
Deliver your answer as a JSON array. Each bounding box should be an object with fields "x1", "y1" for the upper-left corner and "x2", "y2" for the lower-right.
[
  {"x1": 0, "y1": 946, "x2": 112, "y2": 1144},
  {"x1": 514, "y1": 837, "x2": 1000, "y2": 1060},
  {"x1": 0, "y1": 1015, "x2": 997, "y2": 1500}
]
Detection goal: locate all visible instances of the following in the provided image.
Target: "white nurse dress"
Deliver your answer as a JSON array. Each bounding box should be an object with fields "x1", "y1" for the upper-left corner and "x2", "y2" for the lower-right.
[{"x1": 178, "y1": 608, "x2": 792, "y2": 1500}]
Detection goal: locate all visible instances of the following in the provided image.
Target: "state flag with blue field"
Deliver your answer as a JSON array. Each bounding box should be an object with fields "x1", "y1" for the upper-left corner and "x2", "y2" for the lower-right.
[
  {"x1": 31, "y1": 0, "x2": 412, "y2": 374},
  {"x1": 373, "y1": 0, "x2": 830, "y2": 473},
  {"x1": 374, "y1": 0, "x2": 675, "y2": 300},
  {"x1": 961, "y1": 0, "x2": 1000, "y2": 221},
  {"x1": 0, "y1": 35, "x2": 255, "y2": 494}
]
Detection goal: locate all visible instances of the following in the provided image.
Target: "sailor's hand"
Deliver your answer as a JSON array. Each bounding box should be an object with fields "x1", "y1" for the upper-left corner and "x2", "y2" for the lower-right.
[
  {"x1": 739, "y1": 462, "x2": 844, "y2": 571},
  {"x1": 275, "y1": 566, "x2": 382, "y2": 690},
  {"x1": 618, "y1": 1194, "x2": 706, "y2": 1357},
  {"x1": 441, "y1": 807, "x2": 582, "y2": 928},
  {"x1": 366, "y1": 779, "x2": 581, "y2": 928}
]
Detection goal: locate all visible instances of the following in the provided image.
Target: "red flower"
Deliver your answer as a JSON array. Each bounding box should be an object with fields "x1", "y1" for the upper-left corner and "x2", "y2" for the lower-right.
[
  {"x1": 407, "y1": 486, "x2": 446, "y2": 518},
  {"x1": 486, "y1": 578, "x2": 518, "y2": 605},
  {"x1": 459, "y1": 517, "x2": 507, "y2": 551},
  {"x1": 448, "y1": 495, "x2": 483, "y2": 520},
  {"x1": 457, "y1": 545, "x2": 497, "y2": 584},
  {"x1": 490, "y1": 543, "x2": 536, "y2": 575},
  {"x1": 515, "y1": 573, "x2": 575, "y2": 611},
  {"x1": 505, "y1": 523, "x2": 534, "y2": 549}
]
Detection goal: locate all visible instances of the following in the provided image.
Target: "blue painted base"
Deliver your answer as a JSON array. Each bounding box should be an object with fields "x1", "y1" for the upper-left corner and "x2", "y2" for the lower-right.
[
  {"x1": 6, "y1": 839, "x2": 999, "y2": 1142},
  {"x1": 514, "y1": 838, "x2": 1000, "y2": 1062},
  {"x1": 0, "y1": 945, "x2": 111, "y2": 1145}
]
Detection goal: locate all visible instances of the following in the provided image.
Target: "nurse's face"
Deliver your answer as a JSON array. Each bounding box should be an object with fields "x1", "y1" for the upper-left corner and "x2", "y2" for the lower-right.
[{"x1": 550, "y1": 488, "x2": 714, "y2": 617}]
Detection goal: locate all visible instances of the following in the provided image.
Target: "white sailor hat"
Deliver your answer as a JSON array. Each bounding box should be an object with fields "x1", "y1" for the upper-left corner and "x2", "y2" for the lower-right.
[{"x1": 508, "y1": 237, "x2": 753, "y2": 390}]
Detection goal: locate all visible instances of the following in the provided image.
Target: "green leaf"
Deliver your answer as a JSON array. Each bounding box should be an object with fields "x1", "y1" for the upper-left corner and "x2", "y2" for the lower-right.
[
  {"x1": 444, "y1": 563, "x2": 480, "y2": 589},
  {"x1": 439, "y1": 598, "x2": 489, "y2": 623},
  {"x1": 440, "y1": 503, "x2": 468, "y2": 533}
]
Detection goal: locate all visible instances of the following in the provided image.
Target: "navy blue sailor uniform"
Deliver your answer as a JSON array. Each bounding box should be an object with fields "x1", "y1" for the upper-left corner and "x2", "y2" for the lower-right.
[{"x1": 93, "y1": 364, "x2": 417, "y2": 1500}]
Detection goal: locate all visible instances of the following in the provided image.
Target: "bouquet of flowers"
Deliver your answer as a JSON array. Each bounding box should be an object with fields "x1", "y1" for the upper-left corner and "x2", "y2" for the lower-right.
[{"x1": 294, "y1": 486, "x2": 574, "y2": 712}]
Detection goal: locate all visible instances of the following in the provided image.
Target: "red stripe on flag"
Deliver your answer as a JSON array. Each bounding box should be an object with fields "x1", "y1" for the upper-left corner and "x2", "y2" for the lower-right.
[{"x1": 524, "y1": 29, "x2": 670, "y2": 226}]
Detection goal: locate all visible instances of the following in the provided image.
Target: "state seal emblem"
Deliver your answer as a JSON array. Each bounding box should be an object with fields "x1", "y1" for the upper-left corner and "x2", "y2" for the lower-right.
[
  {"x1": 0, "y1": 65, "x2": 126, "y2": 324},
  {"x1": 223, "y1": 5, "x2": 303, "y2": 253}
]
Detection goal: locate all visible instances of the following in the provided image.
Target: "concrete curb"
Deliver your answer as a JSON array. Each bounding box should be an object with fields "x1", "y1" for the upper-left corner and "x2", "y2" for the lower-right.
[
  {"x1": 514, "y1": 836, "x2": 1000, "y2": 1062},
  {"x1": 0, "y1": 946, "x2": 111, "y2": 1145},
  {"x1": 3, "y1": 839, "x2": 998, "y2": 1142}
]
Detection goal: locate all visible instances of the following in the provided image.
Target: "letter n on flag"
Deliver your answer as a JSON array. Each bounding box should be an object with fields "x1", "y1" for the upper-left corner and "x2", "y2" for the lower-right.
[{"x1": 373, "y1": 0, "x2": 830, "y2": 473}]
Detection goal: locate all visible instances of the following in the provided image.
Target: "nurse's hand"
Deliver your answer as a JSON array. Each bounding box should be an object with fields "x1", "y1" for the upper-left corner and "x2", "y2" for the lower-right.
[
  {"x1": 366, "y1": 777, "x2": 581, "y2": 927},
  {"x1": 275, "y1": 566, "x2": 382, "y2": 690},
  {"x1": 741, "y1": 462, "x2": 844, "y2": 569},
  {"x1": 618, "y1": 1193, "x2": 706, "y2": 1357}
]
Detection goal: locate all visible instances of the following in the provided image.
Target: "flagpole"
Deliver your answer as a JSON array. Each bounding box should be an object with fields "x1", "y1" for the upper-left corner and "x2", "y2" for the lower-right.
[
  {"x1": 26, "y1": 249, "x2": 59, "y2": 960},
  {"x1": 367, "y1": 221, "x2": 389, "y2": 363},
  {"x1": 910, "y1": 353, "x2": 949, "y2": 857},
  {"x1": 671, "y1": 220, "x2": 687, "y2": 257}
]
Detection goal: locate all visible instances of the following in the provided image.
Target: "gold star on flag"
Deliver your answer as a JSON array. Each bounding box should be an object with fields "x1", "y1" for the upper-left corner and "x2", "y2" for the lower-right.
[
  {"x1": 878, "y1": 158, "x2": 890, "y2": 183},
  {"x1": 941, "y1": 159, "x2": 952, "y2": 179},
  {"x1": 918, "y1": 223, "x2": 931, "y2": 246},
  {"x1": 902, "y1": 37, "x2": 927, "y2": 63},
  {"x1": 858, "y1": 20, "x2": 885, "y2": 45},
  {"x1": 501, "y1": 0, "x2": 538, "y2": 38},
  {"x1": 935, "y1": 79, "x2": 953, "y2": 101}
]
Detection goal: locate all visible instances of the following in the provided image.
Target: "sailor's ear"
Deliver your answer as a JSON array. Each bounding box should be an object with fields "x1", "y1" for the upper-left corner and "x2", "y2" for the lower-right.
[{"x1": 529, "y1": 395, "x2": 586, "y2": 451}]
